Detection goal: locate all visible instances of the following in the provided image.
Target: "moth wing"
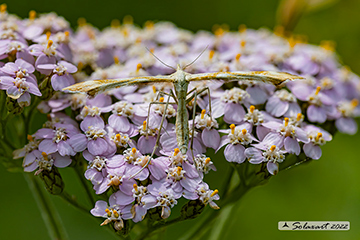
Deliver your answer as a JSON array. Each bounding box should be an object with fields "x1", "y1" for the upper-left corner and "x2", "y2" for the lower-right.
[
  {"x1": 62, "y1": 75, "x2": 173, "y2": 97},
  {"x1": 187, "y1": 71, "x2": 304, "y2": 86}
]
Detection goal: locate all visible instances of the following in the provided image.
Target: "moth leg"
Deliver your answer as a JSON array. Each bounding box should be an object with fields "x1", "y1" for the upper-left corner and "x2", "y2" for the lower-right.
[
  {"x1": 146, "y1": 90, "x2": 176, "y2": 133},
  {"x1": 130, "y1": 93, "x2": 171, "y2": 179},
  {"x1": 190, "y1": 89, "x2": 198, "y2": 168},
  {"x1": 186, "y1": 87, "x2": 212, "y2": 118}
]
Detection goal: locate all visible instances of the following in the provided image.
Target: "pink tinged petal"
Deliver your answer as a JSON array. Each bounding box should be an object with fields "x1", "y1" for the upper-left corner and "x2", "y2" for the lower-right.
[
  {"x1": 80, "y1": 116, "x2": 105, "y2": 131},
  {"x1": 120, "y1": 179, "x2": 137, "y2": 194},
  {"x1": 24, "y1": 161, "x2": 38, "y2": 172},
  {"x1": 1, "y1": 62, "x2": 18, "y2": 75},
  {"x1": 108, "y1": 114, "x2": 130, "y2": 132},
  {"x1": 172, "y1": 181, "x2": 183, "y2": 193},
  {"x1": 260, "y1": 132, "x2": 284, "y2": 149},
  {"x1": 247, "y1": 85, "x2": 268, "y2": 105},
  {"x1": 103, "y1": 138, "x2": 117, "y2": 156},
  {"x1": 95, "y1": 178, "x2": 111, "y2": 194},
  {"x1": 53, "y1": 154, "x2": 72, "y2": 168},
  {"x1": 290, "y1": 83, "x2": 312, "y2": 101},
  {"x1": 36, "y1": 128, "x2": 55, "y2": 139},
  {"x1": 161, "y1": 206, "x2": 171, "y2": 219},
  {"x1": 0, "y1": 76, "x2": 15, "y2": 88},
  {"x1": 180, "y1": 177, "x2": 201, "y2": 192},
  {"x1": 201, "y1": 129, "x2": 220, "y2": 149},
  {"x1": 82, "y1": 151, "x2": 94, "y2": 161},
  {"x1": 23, "y1": 25, "x2": 44, "y2": 40},
  {"x1": 182, "y1": 161, "x2": 199, "y2": 178},
  {"x1": 216, "y1": 136, "x2": 230, "y2": 153},
  {"x1": 37, "y1": 63, "x2": 56, "y2": 70},
  {"x1": 335, "y1": 117, "x2": 358, "y2": 135},
  {"x1": 142, "y1": 195, "x2": 157, "y2": 209},
  {"x1": 23, "y1": 151, "x2": 37, "y2": 167},
  {"x1": 244, "y1": 147, "x2": 264, "y2": 164},
  {"x1": 68, "y1": 134, "x2": 87, "y2": 152},
  {"x1": 267, "y1": 162, "x2": 279, "y2": 175},
  {"x1": 285, "y1": 102, "x2": 301, "y2": 117},
  {"x1": 224, "y1": 144, "x2": 246, "y2": 163},
  {"x1": 35, "y1": 55, "x2": 56, "y2": 75},
  {"x1": 27, "y1": 82, "x2": 42, "y2": 96},
  {"x1": 16, "y1": 59, "x2": 35, "y2": 73},
  {"x1": 7, "y1": 86, "x2": 22, "y2": 99},
  {"x1": 115, "y1": 190, "x2": 135, "y2": 205},
  {"x1": 295, "y1": 127, "x2": 309, "y2": 143},
  {"x1": 17, "y1": 92, "x2": 31, "y2": 107},
  {"x1": 265, "y1": 96, "x2": 289, "y2": 117},
  {"x1": 160, "y1": 131, "x2": 178, "y2": 151},
  {"x1": 107, "y1": 155, "x2": 125, "y2": 168},
  {"x1": 303, "y1": 143, "x2": 322, "y2": 160},
  {"x1": 148, "y1": 157, "x2": 168, "y2": 180},
  {"x1": 284, "y1": 137, "x2": 300, "y2": 155},
  {"x1": 88, "y1": 138, "x2": 108, "y2": 156},
  {"x1": 133, "y1": 205, "x2": 147, "y2": 223},
  {"x1": 307, "y1": 105, "x2": 327, "y2": 123},
  {"x1": 126, "y1": 165, "x2": 149, "y2": 181},
  {"x1": 183, "y1": 189, "x2": 199, "y2": 200},
  {"x1": 85, "y1": 169, "x2": 104, "y2": 185},
  {"x1": 91, "y1": 200, "x2": 108, "y2": 216},
  {"x1": 137, "y1": 136, "x2": 156, "y2": 154},
  {"x1": 211, "y1": 99, "x2": 225, "y2": 118},
  {"x1": 38, "y1": 139, "x2": 58, "y2": 154},
  {"x1": 57, "y1": 141, "x2": 76, "y2": 156},
  {"x1": 223, "y1": 103, "x2": 245, "y2": 124},
  {"x1": 261, "y1": 121, "x2": 282, "y2": 131},
  {"x1": 51, "y1": 74, "x2": 74, "y2": 91},
  {"x1": 59, "y1": 61, "x2": 78, "y2": 73},
  {"x1": 256, "y1": 125, "x2": 271, "y2": 141}
]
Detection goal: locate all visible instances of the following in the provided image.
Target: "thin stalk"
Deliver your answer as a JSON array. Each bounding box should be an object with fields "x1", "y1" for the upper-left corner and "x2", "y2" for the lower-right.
[
  {"x1": 24, "y1": 173, "x2": 69, "y2": 240},
  {"x1": 74, "y1": 164, "x2": 95, "y2": 206},
  {"x1": 60, "y1": 191, "x2": 89, "y2": 213},
  {"x1": 180, "y1": 183, "x2": 251, "y2": 240}
]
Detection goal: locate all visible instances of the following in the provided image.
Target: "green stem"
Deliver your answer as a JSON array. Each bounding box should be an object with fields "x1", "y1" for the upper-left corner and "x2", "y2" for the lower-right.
[
  {"x1": 24, "y1": 173, "x2": 69, "y2": 240},
  {"x1": 60, "y1": 191, "x2": 89, "y2": 214},
  {"x1": 135, "y1": 216, "x2": 183, "y2": 240},
  {"x1": 74, "y1": 163, "x2": 95, "y2": 206}
]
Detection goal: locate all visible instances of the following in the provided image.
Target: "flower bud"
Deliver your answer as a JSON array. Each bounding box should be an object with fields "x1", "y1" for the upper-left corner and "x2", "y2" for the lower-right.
[
  {"x1": 180, "y1": 200, "x2": 205, "y2": 220},
  {"x1": 38, "y1": 166, "x2": 64, "y2": 195}
]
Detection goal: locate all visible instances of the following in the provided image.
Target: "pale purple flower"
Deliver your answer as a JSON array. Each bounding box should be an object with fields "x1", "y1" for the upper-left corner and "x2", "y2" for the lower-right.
[
  {"x1": 303, "y1": 125, "x2": 332, "y2": 160},
  {"x1": 260, "y1": 118, "x2": 309, "y2": 155},
  {"x1": 37, "y1": 60, "x2": 77, "y2": 90},
  {"x1": 265, "y1": 89, "x2": 301, "y2": 117},
  {"x1": 0, "y1": 76, "x2": 41, "y2": 106},
  {"x1": 194, "y1": 109, "x2": 220, "y2": 150},
  {"x1": 245, "y1": 145, "x2": 286, "y2": 175},
  {"x1": 22, "y1": 150, "x2": 71, "y2": 174},
  {"x1": 91, "y1": 197, "x2": 133, "y2": 230},
  {"x1": 217, "y1": 123, "x2": 257, "y2": 163},
  {"x1": 36, "y1": 123, "x2": 81, "y2": 156},
  {"x1": 335, "y1": 99, "x2": 360, "y2": 135},
  {"x1": 147, "y1": 181, "x2": 178, "y2": 219},
  {"x1": 212, "y1": 87, "x2": 250, "y2": 124}
]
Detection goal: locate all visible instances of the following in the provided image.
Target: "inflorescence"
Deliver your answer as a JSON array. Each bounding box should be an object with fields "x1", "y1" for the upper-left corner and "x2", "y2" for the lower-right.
[{"x1": 1, "y1": 4, "x2": 360, "y2": 231}]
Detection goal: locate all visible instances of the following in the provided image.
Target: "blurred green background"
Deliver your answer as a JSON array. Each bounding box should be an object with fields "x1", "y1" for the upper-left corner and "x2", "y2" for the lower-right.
[{"x1": 1, "y1": 0, "x2": 360, "y2": 239}]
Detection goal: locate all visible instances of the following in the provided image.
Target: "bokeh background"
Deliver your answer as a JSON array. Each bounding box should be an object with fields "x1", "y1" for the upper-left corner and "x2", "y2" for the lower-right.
[{"x1": 0, "y1": 0, "x2": 359, "y2": 239}]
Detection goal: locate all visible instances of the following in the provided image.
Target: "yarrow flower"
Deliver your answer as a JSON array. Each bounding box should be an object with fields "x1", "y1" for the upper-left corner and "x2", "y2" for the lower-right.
[{"x1": 3, "y1": 7, "x2": 360, "y2": 235}]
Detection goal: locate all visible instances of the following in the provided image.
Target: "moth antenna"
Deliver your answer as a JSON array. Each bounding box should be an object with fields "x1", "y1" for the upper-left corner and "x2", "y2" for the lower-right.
[
  {"x1": 145, "y1": 46, "x2": 176, "y2": 70},
  {"x1": 183, "y1": 45, "x2": 209, "y2": 70}
]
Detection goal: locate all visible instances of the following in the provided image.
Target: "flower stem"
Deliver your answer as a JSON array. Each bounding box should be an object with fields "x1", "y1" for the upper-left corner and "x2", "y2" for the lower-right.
[
  {"x1": 74, "y1": 162, "x2": 95, "y2": 206},
  {"x1": 24, "y1": 173, "x2": 69, "y2": 240},
  {"x1": 60, "y1": 191, "x2": 89, "y2": 213}
]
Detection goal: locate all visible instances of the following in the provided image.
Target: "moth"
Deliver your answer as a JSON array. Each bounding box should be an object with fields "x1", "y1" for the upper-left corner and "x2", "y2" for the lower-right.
[{"x1": 63, "y1": 54, "x2": 303, "y2": 177}]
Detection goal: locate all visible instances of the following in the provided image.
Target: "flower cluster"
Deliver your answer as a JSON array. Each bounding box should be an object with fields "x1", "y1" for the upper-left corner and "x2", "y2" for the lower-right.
[{"x1": 2, "y1": 4, "x2": 360, "y2": 230}]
